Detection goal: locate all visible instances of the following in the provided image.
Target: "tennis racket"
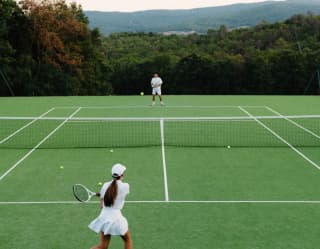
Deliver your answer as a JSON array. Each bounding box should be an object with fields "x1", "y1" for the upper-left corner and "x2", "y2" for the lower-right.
[{"x1": 72, "y1": 184, "x2": 100, "y2": 202}]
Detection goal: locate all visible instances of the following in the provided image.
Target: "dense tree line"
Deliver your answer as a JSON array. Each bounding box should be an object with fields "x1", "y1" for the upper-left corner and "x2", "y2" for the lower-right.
[
  {"x1": 0, "y1": 0, "x2": 320, "y2": 96},
  {"x1": 103, "y1": 15, "x2": 320, "y2": 95}
]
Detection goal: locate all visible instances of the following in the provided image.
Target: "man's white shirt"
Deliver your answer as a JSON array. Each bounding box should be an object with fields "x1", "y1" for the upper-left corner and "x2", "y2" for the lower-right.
[{"x1": 151, "y1": 77, "x2": 163, "y2": 88}]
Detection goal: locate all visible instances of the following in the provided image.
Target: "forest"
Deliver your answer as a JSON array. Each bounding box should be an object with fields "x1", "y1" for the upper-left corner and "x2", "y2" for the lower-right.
[{"x1": 1, "y1": 0, "x2": 320, "y2": 96}]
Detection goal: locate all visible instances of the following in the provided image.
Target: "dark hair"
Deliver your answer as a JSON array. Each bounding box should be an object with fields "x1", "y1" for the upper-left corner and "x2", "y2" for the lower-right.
[{"x1": 104, "y1": 176, "x2": 120, "y2": 207}]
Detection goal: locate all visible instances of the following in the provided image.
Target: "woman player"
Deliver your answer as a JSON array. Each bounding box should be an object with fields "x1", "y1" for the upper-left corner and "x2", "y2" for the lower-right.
[{"x1": 89, "y1": 163, "x2": 132, "y2": 249}]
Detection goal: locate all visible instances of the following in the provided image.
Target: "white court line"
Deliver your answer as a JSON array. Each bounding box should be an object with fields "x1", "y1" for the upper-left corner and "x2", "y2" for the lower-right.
[
  {"x1": 265, "y1": 106, "x2": 320, "y2": 140},
  {"x1": 53, "y1": 106, "x2": 80, "y2": 109},
  {"x1": 79, "y1": 105, "x2": 264, "y2": 109},
  {"x1": 0, "y1": 107, "x2": 82, "y2": 181},
  {"x1": 1, "y1": 200, "x2": 320, "y2": 205},
  {"x1": 2, "y1": 115, "x2": 320, "y2": 121},
  {"x1": 53, "y1": 105, "x2": 266, "y2": 109},
  {"x1": 0, "y1": 108, "x2": 55, "y2": 144},
  {"x1": 160, "y1": 119, "x2": 169, "y2": 202},
  {"x1": 238, "y1": 106, "x2": 320, "y2": 171}
]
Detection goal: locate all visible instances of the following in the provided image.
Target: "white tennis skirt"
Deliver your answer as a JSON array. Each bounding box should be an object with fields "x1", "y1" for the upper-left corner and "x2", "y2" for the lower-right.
[{"x1": 88, "y1": 208, "x2": 128, "y2": 236}]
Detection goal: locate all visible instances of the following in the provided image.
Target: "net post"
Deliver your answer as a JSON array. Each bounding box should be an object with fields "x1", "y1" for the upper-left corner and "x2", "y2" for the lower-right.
[
  {"x1": 317, "y1": 69, "x2": 320, "y2": 95},
  {"x1": 0, "y1": 69, "x2": 15, "y2": 96},
  {"x1": 304, "y1": 71, "x2": 316, "y2": 95}
]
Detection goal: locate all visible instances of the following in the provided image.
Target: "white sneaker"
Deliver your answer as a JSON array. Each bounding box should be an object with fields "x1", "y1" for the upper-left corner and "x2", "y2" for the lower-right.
[
  {"x1": 152, "y1": 102, "x2": 155, "y2": 106},
  {"x1": 160, "y1": 102, "x2": 165, "y2": 106}
]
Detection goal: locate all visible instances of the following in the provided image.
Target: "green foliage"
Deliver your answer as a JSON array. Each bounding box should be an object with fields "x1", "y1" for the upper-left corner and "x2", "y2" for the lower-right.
[
  {"x1": 0, "y1": 0, "x2": 112, "y2": 96},
  {"x1": 101, "y1": 14, "x2": 320, "y2": 94},
  {"x1": 0, "y1": 0, "x2": 17, "y2": 66}
]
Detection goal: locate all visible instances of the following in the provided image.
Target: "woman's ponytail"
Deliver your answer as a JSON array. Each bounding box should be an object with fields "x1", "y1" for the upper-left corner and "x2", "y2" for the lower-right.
[{"x1": 104, "y1": 178, "x2": 118, "y2": 207}]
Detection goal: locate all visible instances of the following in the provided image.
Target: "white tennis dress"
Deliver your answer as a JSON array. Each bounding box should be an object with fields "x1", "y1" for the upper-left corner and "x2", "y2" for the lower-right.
[{"x1": 88, "y1": 180, "x2": 130, "y2": 236}]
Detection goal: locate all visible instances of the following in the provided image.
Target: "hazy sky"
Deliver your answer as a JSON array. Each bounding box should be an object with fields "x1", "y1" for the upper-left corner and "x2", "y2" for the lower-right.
[{"x1": 65, "y1": 0, "x2": 285, "y2": 12}]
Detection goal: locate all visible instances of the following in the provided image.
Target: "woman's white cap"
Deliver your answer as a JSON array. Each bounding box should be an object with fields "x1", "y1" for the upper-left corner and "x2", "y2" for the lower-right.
[{"x1": 112, "y1": 163, "x2": 126, "y2": 178}]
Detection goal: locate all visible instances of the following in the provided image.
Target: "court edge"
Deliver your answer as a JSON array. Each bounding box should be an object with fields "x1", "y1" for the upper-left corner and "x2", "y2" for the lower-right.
[{"x1": 1, "y1": 200, "x2": 320, "y2": 205}]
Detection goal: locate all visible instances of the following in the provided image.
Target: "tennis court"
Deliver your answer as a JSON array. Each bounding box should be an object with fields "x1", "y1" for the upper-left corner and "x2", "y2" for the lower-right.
[{"x1": 1, "y1": 96, "x2": 320, "y2": 249}]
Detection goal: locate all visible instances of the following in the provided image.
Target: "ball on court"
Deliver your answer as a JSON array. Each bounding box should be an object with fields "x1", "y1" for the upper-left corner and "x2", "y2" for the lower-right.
[
  {"x1": 110, "y1": 149, "x2": 114, "y2": 153},
  {"x1": 140, "y1": 92, "x2": 144, "y2": 96},
  {"x1": 227, "y1": 146, "x2": 231, "y2": 149},
  {"x1": 98, "y1": 182, "x2": 103, "y2": 186},
  {"x1": 60, "y1": 165, "x2": 64, "y2": 169}
]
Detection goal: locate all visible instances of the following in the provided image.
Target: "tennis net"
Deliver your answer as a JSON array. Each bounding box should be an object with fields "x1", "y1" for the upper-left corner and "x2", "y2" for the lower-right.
[{"x1": 0, "y1": 115, "x2": 319, "y2": 149}]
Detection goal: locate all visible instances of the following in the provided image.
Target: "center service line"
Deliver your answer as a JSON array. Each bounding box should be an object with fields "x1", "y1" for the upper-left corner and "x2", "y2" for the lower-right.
[{"x1": 160, "y1": 118, "x2": 170, "y2": 202}]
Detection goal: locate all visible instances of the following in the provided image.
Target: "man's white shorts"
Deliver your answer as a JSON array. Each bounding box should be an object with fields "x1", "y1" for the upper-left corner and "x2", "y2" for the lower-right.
[{"x1": 152, "y1": 87, "x2": 162, "y2": 95}]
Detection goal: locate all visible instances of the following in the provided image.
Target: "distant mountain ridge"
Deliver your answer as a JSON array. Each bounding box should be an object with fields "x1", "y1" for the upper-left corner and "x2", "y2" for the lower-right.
[{"x1": 85, "y1": 0, "x2": 320, "y2": 35}]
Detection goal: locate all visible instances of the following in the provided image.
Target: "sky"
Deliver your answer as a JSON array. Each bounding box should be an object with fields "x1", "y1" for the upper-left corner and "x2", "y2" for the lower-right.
[{"x1": 65, "y1": 0, "x2": 285, "y2": 12}]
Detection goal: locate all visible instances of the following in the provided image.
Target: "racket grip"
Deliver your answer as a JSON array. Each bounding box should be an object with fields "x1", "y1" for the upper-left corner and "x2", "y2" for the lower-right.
[{"x1": 96, "y1": 192, "x2": 101, "y2": 197}]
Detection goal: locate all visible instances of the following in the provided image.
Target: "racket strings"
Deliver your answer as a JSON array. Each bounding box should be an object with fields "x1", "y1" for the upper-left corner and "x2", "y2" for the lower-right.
[{"x1": 73, "y1": 185, "x2": 89, "y2": 202}]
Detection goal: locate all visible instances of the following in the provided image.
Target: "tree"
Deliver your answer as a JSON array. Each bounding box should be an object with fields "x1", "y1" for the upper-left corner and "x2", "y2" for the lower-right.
[
  {"x1": 20, "y1": 0, "x2": 89, "y2": 68},
  {"x1": 17, "y1": 0, "x2": 112, "y2": 95},
  {"x1": 0, "y1": 0, "x2": 33, "y2": 96}
]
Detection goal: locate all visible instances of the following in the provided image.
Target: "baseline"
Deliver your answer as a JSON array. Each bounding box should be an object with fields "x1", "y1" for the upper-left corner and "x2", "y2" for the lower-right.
[
  {"x1": 1, "y1": 200, "x2": 320, "y2": 205},
  {"x1": 54, "y1": 105, "x2": 266, "y2": 109}
]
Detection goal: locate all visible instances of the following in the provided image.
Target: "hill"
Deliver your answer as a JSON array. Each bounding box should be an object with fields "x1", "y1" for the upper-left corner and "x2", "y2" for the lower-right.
[{"x1": 85, "y1": 0, "x2": 320, "y2": 35}]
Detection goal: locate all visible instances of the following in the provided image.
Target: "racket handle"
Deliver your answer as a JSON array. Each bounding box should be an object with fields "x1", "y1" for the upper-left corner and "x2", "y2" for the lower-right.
[{"x1": 96, "y1": 192, "x2": 101, "y2": 197}]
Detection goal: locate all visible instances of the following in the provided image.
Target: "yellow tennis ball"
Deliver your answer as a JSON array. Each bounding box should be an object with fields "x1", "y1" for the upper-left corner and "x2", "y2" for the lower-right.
[
  {"x1": 227, "y1": 146, "x2": 231, "y2": 149},
  {"x1": 110, "y1": 149, "x2": 114, "y2": 153},
  {"x1": 140, "y1": 92, "x2": 144, "y2": 96},
  {"x1": 98, "y1": 182, "x2": 103, "y2": 186},
  {"x1": 60, "y1": 166, "x2": 64, "y2": 169}
]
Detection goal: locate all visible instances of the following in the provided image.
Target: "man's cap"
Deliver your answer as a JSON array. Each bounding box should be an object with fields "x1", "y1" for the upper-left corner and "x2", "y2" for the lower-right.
[{"x1": 111, "y1": 163, "x2": 126, "y2": 178}]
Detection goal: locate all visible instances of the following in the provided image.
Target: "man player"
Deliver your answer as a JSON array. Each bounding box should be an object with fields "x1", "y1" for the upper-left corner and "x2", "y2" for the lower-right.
[{"x1": 151, "y1": 73, "x2": 164, "y2": 106}]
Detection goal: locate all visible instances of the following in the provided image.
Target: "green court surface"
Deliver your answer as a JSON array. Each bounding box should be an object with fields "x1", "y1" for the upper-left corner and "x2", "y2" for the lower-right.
[{"x1": 0, "y1": 95, "x2": 320, "y2": 249}]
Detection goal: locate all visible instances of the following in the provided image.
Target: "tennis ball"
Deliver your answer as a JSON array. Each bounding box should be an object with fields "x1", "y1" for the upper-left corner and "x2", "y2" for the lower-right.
[
  {"x1": 110, "y1": 149, "x2": 114, "y2": 153},
  {"x1": 98, "y1": 182, "x2": 103, "y2": 186},
  {"x1": 140, "y1": 92, "x2": 144, "y2": 96},
  {"x1": 60, "y1": 165, "x2": 64, "y2": 169},
  {"x1": 227, "y1": 146, "x2": 231, "y2": 149}
]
